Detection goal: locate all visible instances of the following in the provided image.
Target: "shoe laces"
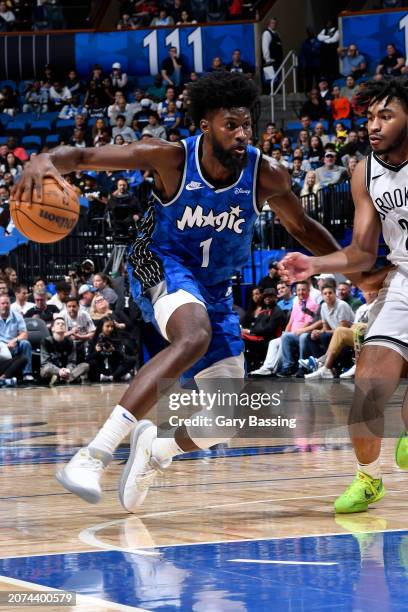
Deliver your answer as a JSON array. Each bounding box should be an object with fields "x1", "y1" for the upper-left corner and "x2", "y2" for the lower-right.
[
  {"x1": 344, "y1": 472, "x2": 379, "y2": 497},
  {"x1": 74, "y1": 451, "x2": 104, "y2": 473}
]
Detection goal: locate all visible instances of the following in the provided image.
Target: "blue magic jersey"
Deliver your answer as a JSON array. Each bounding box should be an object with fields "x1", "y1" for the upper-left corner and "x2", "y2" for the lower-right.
[{"x1": 129, "y1": 134, "x2": 261, "y2": 293}]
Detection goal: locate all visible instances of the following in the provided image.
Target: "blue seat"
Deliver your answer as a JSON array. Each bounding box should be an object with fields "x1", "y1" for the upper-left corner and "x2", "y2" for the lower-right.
[
  {"x1": 0, "y1": 113, "x2": 13, "y2": 127},
  {"x1": 5, "y1": 121, "x2": 26, "y2": 139},
  {"x1": 334, "y1": 118, "x2": 352, "y2": 130},
  {"x1": 286, "y1": 120, "x2": 303, "y2": 130},
  {"x1": 0, "y1": 80, "x2": 17, "y2": 91},
  {"x1": 356, "y1": 117, "x2": 367, "y2": 126},
  {"x1": 45, "y1": 134, "x2": 60, "y2": 147},
  {"x1": 0, "y1": 136, "x2": 7, "y2": 145},
  {"x1": 29, "y1": 120, "x2": 52, "y2": 137},
  {"x1": 25, "y1": 148, "x2": 39, "y2": 157},
  {"x1": 178, "y1": 128, "x2": 190, "y2": 139},
  {"x1": 22, "y1": 135, "x2": 42, "y2": 150},
  {"x1": 333, "y1": 78, "x2": 346, "y2": 88},
  {"x1": 55, "y1": 119, "x2": 75, "y2": 136}
]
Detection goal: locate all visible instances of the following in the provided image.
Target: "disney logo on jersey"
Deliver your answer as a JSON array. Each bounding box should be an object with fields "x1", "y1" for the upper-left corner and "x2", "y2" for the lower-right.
[
  {"x1": 186, "y1": 181, "x2": 204, "y2": 191},
  {"x1": 234, "y1": 187, "x2": 250, "y2": 195},
  {"x1": 177, "y1": 205, "x2": 245, "y2": 233}
]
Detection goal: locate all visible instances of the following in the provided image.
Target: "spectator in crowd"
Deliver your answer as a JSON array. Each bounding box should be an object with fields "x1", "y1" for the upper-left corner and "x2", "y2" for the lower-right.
[
  {"x1": 169, "y1": 0, "x2": 184, "y2": 23},
  {"x1": 303, "y1": 283, "x2": 354, "y2": 368},
  {"x1": 317, "y1": 20, "x2": 339, "y2": 82},
  {"x1": 0, "y1": 279, "x2": 8, "y2": 296},
  {"x1": 308, "y1": 135, "x2": 324, "y2": 169},
  {"x1": 22, "y1": 81, "x2": 48, "y2": 115},
  {"x1": 4, "y1": 266, "x2": 18, "y2": 297},
  {"x1": 301, "y1": 88, "x2": 328, "y2": 121},
  {"x1": 258, "y1": 261, "x2": 280, "y2": 292},
  {"x1": 209, "y1": 56, "x2": 226, "y2": 73},
  {"x1": 132, "y1": 0, "x2": 159, "y2": 26},
  {"x1": 278, "y1": 281, "x2": 319, "y2": 377},
  {"x1": 0, "y1": 294, "x2": 33, "y2": 382},
  {"x1": 346, "y1": 155, "x2": 359, "y2": 177},
  {"x1": 338, "y1": 130, "x2": 365, "y2": 167},
  {"x1": 290, "y1": 156, "x2": 306, "y2": 194},
  {"x1": 305, "y1": 288, "x2": 378, "y2": 380},
  {"x1": 296, "y1": 129, "x2": 310, "y2": 157},
  {"x1": 0, "y1": 86, "x2": 19, "y2": 116},
  {"x1": 340, "y1": 75, "x2": 359, "y2": 101},
  {"x1": 261, "y1": 17, "x2": 283, "y2": 85},
  {"x1": 299, "y1": 28, "x2": 322, "y2": 92},
  {"x1": 189, "y1": 0, "x2": 207, "y2": 22},
  {"x1": 157, "y1": 86, "x2": 177, "y2": 116},
  {"x1": 177, "y1": 10, "x2": 197, "y2": 24},
  {"x1": 27, "y1": 277, "x2": 51, "y2": 301},
  {"x1": 151, "y1": 8, "x2": 174, "y2": 26},
  {"x1": 106, "y1": 178, "x2": 142, "y2": 237},
  {"x1": 47, "y1": 280, "x2": 71, "y2": 312},
  {"x1": 58, "y1": 94, "x2": 88, "y2": 120},
  {"x1": 146, "y1": 75, "x2": 167, "y2": 101},
  {"x1": 0, "y1": 1, "x2": 15, "y2": 30},
  {"x1": 92, "y1": 274, "x2": 118, "y2": 307},
  {"x1": 111, "y1": 63, "x2": 128, "y2": 92},
  {"x1": 65, "y1": 69, "x2": 82, "y2": 96},
  {"x1": 78, "y1": 284, "x2": 96, "y2": 313},
  {"x1": 226, "y1": 49, "x2": 254, "y2": 78},
  {"x1": 0, "y1": 350, "x2": 26, "y2": 386},
  {"x1": 7, "y1": 136, "x2": 28, "y2": 163},
  {"x1": 241, "y1": 286, "x2": 264, "y2": 329},
  {"x1": 26, "y1": 290, "x2": 60, "y2": 326},
  {"x1": 351, "y1": 81, "x2": 369, "y2": 118},
  {"x1": 331, "y1": 85, "x2": 351, "y2": 121},
  {"x1": 300, "y1": 170, "x2": 321, "y2": 197},
  {"x1": 86, "y1": 316, "x2": 137, "y2": 382},
  {"x1": 375, "y1": 43, "x2": 405, "y2": 78},
  {"x1": 161, "y1": 46, "x2": 184, "y2": 87},
  {"x1": 10, "y1": 285, "x2": 34, "y2": 316},
  {"x1": 40, "y1": 317, "x2": 89, "y2": 386},
  {"x1": 142, "y1": 111, "x2": 167, "y2": 139},
  {"x1": 318, "y1": 77, "x2": 332, "y2": 113},
  {"x1": 315, "y1": 150, "x2": 348, "y2": 187},
  {"x1": 338, "y1": 43, "x2": 367, "y2": 79},
  {"x1": 63, "y1": 297, "x2": 96, "y2": 362},
  {"x1": 49, "y1": 81, "x2": 72, "y2": 111},
  {"x1": 112, "y1": 115, "x2": 137, "y2": 143},
  {"x1": 337, "y1": 281, "x2": 362, "y2": 312},
  {"x1": 313, "y1": 122, "x2": 333, "y2": 146},
  {"x1": 108, "y1": 97, "x2": 134, "y2": 127},
  {"x1": 276, "y1": 282, "x2": 294, "y2": 314},
  {"x1": 0, "y1": 153, "x2": 23, "y2": 181}
]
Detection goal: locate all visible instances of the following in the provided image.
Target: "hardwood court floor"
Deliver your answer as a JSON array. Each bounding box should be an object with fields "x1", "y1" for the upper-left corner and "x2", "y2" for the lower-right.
[{"x1": 0, "y1": 382, "x2": 407, "y2": 611}]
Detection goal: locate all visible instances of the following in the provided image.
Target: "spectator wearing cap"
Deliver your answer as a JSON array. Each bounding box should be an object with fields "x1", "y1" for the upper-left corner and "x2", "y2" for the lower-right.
[
  {"x1": 111, "y1": 63, "x2": 128, "y2": 91},
  {"x1": 78, "y1": 284, "x2": 96, "y2": 313},
  {"x1": 331, "y1": 85, "x2": 351, "y2": 121},
  {"x1": 258, "y1": 262, "x2": 280, "y2": 292},
  {"x1": 337, "y1": 43, "x2": 367, "y2": 79},
  {"x1": 142, "y1": 112, "x2": 167, "y2": 139},
  {"x1": 315, "y1": 151, "x2": 348, "y2": 188},
  {"x1": 112, "y1": 115, "x2": 137, "y2": 143}
]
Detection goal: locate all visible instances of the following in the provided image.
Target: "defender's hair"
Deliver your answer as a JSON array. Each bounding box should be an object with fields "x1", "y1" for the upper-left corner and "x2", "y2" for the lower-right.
[
  {"x1": 186, "y1": 72, "x2": 259, "y2": 125},
  {"x1": 357, "y1": 77, "x2": 408, "y2": 112}
]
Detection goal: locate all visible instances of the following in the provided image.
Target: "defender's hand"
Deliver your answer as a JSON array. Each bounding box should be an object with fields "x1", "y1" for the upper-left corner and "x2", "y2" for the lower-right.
[{"x1": 278, "y1": 252, "x2": 316, "y2": 283}]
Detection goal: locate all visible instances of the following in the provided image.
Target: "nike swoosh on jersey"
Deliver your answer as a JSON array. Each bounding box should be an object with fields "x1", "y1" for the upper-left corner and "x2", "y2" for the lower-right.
[
  {"x1": 186, "y1": 182, "x2": 204, "y2": 190},
  {"x1": 372, "y1": 173, "x2": 386, "y2": 180}
]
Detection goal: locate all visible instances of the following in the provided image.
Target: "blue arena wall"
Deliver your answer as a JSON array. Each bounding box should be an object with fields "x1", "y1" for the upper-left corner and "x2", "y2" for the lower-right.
[{"x1": 341, "y1": 9, "x2": 408, "y2": 73}]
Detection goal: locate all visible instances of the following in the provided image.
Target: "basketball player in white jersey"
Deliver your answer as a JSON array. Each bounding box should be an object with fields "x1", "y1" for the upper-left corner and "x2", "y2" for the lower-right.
[{"x1": 280, "y1": 78, "x2": 408, "y2": 513}]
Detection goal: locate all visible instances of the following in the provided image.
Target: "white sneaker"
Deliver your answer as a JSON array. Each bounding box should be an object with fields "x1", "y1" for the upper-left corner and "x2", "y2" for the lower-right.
[
  {"x1": 249, "y1": 367, "x2": 273, "y2": 376},
  {"x1": 119, "y1": 420, "x2": 171, "y2": 513},
  {"x1": 100, "y1": 374, "x2": 113, "y2": 382},
  {"x1": 305, "y1": 366, "x2": 334, "y2": 380},
  {"x1": 55, "y1": 447, "x2": 111, "y2": 504},
  {"x1": 340, "y1": 364, "x2": 356, "y2": 379},
  {"x1": 120, "y1": 373, "x2": 132, "y2": 381}
]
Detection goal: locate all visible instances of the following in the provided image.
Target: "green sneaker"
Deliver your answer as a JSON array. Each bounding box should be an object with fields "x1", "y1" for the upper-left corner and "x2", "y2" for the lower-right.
[
  {"x1": 395, "y1": 432, "x2": 408, "y2": 470},
  {"x1": 334, "y1": 471, "x2": 386, "y2": 514}
]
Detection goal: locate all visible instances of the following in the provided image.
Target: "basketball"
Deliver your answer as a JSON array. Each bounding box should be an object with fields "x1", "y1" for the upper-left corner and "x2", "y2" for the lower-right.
[{"x1": 9, "y1": 177, "x2": 80, "y2": 244}]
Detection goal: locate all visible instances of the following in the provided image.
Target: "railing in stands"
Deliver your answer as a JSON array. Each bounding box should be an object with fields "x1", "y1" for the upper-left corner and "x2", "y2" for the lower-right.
[
  {"x1": 8, "y1": 181, "x2": 355, "y2": 285},
  {"x1": 269, "y1": 50, "x2": 298, "y2": 123}
]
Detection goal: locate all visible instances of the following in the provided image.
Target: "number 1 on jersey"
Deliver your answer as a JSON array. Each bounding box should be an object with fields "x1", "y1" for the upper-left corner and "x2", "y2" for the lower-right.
[{"x1": 200, "y1": 238, "x2": 213, "y2": 267}]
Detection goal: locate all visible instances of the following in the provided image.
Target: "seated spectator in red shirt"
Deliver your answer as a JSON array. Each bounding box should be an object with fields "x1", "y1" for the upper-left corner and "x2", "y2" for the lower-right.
[{"x1": 331, "y1": 85, "x2": 351, "y2": 121}]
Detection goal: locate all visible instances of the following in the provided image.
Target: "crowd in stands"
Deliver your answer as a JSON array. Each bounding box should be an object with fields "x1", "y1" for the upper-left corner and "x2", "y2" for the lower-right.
[
  {"x1": 0, "y1": 0, "x2": 75, "y2": 31},
  {"x1": 116, "y1": 0, "x2": 255, "y2": 29},
  {"x1": 0, "y1": 261, "x2": 141, "y2": 387},
  {"x1": 242, "y1": 262, "x2": 378, "y2": 381}
]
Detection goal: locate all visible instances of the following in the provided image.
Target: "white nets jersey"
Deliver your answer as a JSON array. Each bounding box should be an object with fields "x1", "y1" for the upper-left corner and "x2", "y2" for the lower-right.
[{"x1": 367, "y1": 153, "x2": 408, "y2": 273}]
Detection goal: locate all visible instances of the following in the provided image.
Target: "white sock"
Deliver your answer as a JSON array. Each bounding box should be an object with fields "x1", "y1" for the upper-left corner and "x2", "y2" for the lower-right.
[
  {"x1": 358, "y1": 457, "x2": 381, "y2": 479},
  {"x1": 88, "y1": 405, "x2": 137, "y2": 456},
  {"x1": 151, "y1": 436, "x2": 184, "y2": 463}
]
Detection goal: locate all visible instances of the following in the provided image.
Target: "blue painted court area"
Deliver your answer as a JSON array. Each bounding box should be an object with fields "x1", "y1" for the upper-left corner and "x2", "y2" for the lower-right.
[{"x1": 0, "y1": 532, "x2": 407, "y2": 610}]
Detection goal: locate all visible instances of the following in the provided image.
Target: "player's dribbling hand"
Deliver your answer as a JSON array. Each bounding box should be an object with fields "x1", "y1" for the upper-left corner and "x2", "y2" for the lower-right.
[
  {"x1": 278, "y1": 252, "x2": 316, "y2": 283},
  {"x1": 11, "y1": 154, "x2": 65, "y2": 205}
]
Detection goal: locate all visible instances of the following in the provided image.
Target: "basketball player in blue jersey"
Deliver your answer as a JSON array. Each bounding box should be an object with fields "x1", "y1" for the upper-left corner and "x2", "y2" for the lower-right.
[
  {"x1": 280, "y1": 78, "x2": 408, "y2": 513},
  {"x1": 15, "y1": 72, "x2": 386, "y2": 513}
]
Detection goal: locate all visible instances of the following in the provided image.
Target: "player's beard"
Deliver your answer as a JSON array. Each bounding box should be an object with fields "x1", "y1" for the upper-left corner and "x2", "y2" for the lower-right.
[
  {"x1": 375, "y1": 128, "x2": 408, "y2": 156},
  {"x1": 210, "y1": 133, "x2": 248, "y2": 173}
]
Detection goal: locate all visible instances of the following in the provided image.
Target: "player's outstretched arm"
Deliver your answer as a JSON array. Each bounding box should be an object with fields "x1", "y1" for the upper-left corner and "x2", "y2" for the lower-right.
[
  {"x1": 12, "y1": 139, "x2": 183, "y2": 203},
  {"x1": 273, "y1": 159, "x2": 382, "y2": 282}
]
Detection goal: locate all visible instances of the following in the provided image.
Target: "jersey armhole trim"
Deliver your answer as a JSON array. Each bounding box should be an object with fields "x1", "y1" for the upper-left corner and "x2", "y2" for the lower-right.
[
  {"x1": 152, "y1": 140, "x2": 187, "y2": 207},
  {"x1": 365, "y1": 153, "x2": 371, "y2": 194},
  {"x1": 253, "y1": 148, "x2": 262, "y2": 216}
]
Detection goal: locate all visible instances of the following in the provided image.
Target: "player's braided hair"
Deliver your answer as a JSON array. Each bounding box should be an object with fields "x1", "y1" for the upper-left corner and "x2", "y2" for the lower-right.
[
  {"x1": 357, "y1": 77, "x2": 408, "y2": 111},
  {"x1": 186, "y1": 71, "x2": 259, "y2": 125}
]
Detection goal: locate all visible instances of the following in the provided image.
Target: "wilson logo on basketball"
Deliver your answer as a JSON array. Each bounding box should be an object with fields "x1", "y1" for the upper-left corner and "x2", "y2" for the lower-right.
[{"x1": 39, "y1": 209, "x2": 76, "y2": 229}]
